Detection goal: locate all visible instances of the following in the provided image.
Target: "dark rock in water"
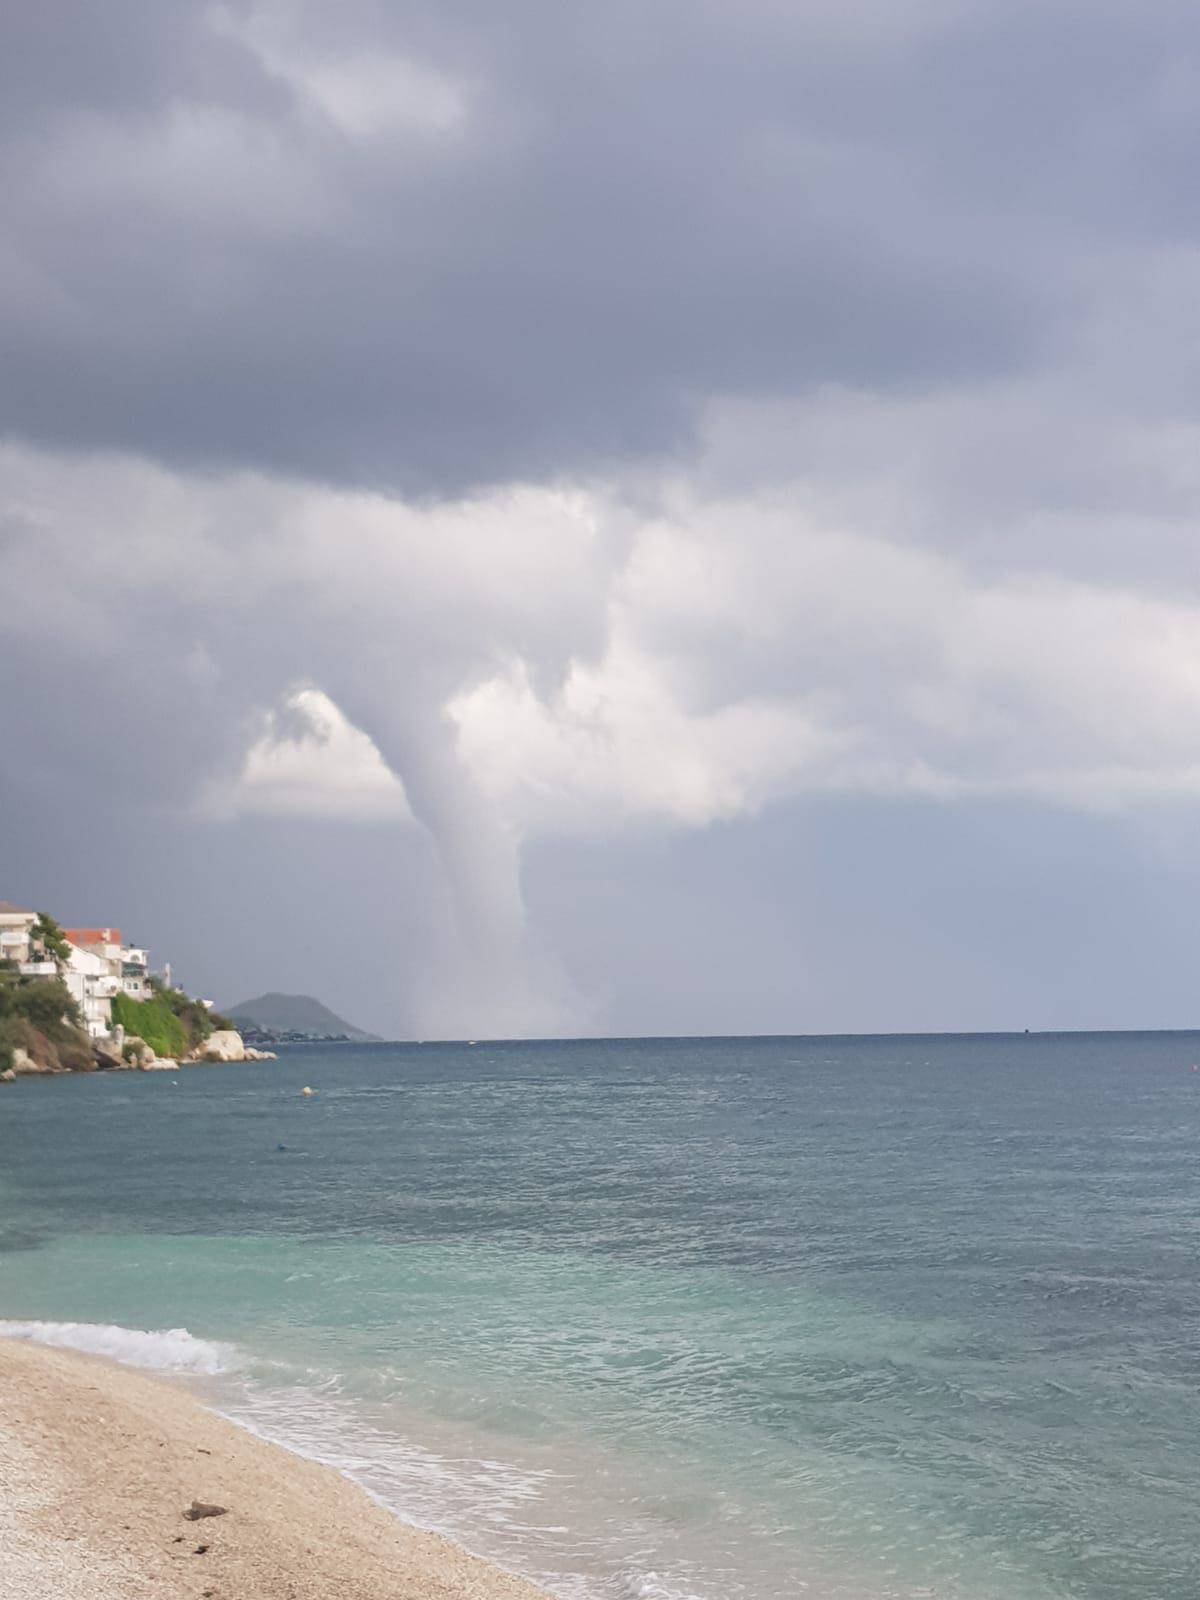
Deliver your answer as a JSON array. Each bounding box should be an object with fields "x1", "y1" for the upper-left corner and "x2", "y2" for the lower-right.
[{"x1": 183, "y1": 1502, "x2": 227, "y2": 1521}]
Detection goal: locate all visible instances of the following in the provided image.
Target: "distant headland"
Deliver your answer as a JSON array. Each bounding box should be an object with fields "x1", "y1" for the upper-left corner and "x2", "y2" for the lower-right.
[{"x1": 224, "y1": 992, "x2": 380, "y2": 1045}]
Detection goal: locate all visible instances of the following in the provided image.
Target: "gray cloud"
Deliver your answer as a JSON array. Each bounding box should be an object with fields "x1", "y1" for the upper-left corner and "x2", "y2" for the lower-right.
[
  {"x1": 5, "y1": 3, "x2": 1200, "y2": 1036},
  {"x1": 4, "y1": 0, "x2": 1165, "y2": 493}
]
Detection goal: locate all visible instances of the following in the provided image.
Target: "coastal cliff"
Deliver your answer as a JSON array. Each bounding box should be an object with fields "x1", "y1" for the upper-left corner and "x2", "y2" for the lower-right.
[
  {"x1": 0, "y1": 976, "x2": 93, "y2": 1080},
  {"x1": 0, "y1": 976, "x2": 274, "y2": 1082}
]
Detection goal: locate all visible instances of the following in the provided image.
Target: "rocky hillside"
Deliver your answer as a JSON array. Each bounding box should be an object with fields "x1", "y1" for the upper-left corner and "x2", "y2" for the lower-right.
[
  {"x1": 0, "y1": 974, "x2": 273, "y2": 1081},
  {"x1": 225, "y1": 991, "x2": 377, "y2": 1041},
  {"x1": 0, "y1": 975, "x2": 93, "y2": 1076}
]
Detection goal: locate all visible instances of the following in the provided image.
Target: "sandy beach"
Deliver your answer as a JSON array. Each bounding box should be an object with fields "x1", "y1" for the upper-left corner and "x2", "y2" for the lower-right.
[{"x1": 0, "y1": 1338, "x2": 549, "y2": 1600}]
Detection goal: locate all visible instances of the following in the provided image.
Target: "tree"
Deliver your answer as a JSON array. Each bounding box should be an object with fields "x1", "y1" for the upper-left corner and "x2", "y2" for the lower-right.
[
  {"x1": 18, "y1": 976, "x2": 82, "y2": 1033},
  {"x1": 32, "y1": 912, "x2": 72, "y2": 968}
]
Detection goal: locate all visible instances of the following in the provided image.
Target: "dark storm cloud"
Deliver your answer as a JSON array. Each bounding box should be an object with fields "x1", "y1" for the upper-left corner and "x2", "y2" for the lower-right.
[
  {"x1": 0, "y1": 2, "x2": 291, "y2": 131},
  {"x1": 6, "y1": 3, "x2": 1200, "y2": 1039},
  {"x1": 7, "y1": 0, "x2": 1189, "y2": 493}
]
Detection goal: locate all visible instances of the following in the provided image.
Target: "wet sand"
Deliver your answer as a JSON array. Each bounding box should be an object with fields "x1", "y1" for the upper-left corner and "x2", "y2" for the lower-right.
[{"x1": 0, "y1": 1338, "x2": 550, "y2": 1600}]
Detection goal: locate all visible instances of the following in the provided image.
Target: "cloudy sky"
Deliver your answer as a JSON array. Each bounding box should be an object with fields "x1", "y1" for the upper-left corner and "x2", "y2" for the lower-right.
[{"x1": 4, "y1": 1, "x2": 1200, "y2": 1038}]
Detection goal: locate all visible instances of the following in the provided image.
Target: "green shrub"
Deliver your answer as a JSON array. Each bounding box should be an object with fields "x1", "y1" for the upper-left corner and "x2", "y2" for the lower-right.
[
  {"x1": 31, "y1": 912, "x2": 72, "y2": 968},
  {"x1": 0, "y1": 979, "x2": 91, "y2": 1072},
  {"x1": 111, "y1": 992, "x2": 189, "y2": 1059},
  {"x1": 0, "y1": 1015, "x2": 37, "y2": 1070},
  {"x1": 11, "y1": 977, "x2": 82, "y2": 1036},
  {"x1": 160, "y1": 988, "x2": 220, "y2": 1044}
]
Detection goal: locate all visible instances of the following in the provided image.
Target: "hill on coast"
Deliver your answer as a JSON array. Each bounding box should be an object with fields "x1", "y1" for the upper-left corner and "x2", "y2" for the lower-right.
[{"x1": 225, "y1": 992, "x2": 379, "y2": 1041}]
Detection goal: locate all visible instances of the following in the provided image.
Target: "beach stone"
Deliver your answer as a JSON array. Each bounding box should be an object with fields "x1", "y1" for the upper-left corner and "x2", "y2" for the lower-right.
[
  {"x1": 11, "y1": 1047, "x2": 51, "y2": 1075},
  {"x1": 183, "y1": 1502, "x2": 227, "y2": 1521},
  {"x1": 92, "y1": 1036, "x2": 124, "y2": 1069},
  {"x1": 0, "y1": 1067, "x2": 15, "y2": 1083},
  {"x1": 202, "y1": 1030, "x2": 246, "y2": 1063}
]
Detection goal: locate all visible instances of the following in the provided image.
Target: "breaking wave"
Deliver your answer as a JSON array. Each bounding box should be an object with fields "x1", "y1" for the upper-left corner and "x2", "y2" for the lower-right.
[{"x1": 0, "y1": 1318, "x2": 237, "y2": 1374}]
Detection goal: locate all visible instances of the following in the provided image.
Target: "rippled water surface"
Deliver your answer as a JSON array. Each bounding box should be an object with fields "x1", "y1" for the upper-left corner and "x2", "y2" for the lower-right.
[{"x1": 2, "y1": 1034, "x2": 1199, "y2": 1599}]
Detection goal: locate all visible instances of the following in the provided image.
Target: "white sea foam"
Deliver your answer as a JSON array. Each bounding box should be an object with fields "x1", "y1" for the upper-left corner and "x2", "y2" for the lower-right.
[
  {"x1": 618, "y1": 1573, "x2": 707, "y2": 1600},
  {"x1": 0, "y1": 1319, "x2": 237, "y2": 1374},
  {"x1": 206, "y1": 1378, "x2": 730, "y2": 1600},
  {"x1": 0, "y1": 1322, "x2": 761, "y2": 1598}
]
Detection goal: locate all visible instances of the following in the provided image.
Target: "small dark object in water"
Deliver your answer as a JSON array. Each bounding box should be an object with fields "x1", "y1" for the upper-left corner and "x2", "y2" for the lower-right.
[
  {"x1": 183, "y1": 1501, "x2": 227, "y2": 1521},
  {"x1": 276, "y1": 1143, "x2": 288, "y2": 1151}
]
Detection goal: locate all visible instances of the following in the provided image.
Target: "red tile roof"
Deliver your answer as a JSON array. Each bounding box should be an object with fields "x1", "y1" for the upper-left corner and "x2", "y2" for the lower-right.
[
  {"x1": 0, "y1": 901, "x2": 34, "y2": 915},
  {"x1": 63, "y1": 927, "x2": 122, "y2": 947}
]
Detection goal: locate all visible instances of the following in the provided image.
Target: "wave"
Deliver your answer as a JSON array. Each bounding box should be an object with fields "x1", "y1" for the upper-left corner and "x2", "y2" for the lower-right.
[
  {"x1": 618, "y1": 1572, "x2": 707, "y2": 1600},
  {"x1": 0, "y1": 1317, "x2": 763, "y2": 1599},
  {"x1": 210, "y1": 1378, "x2": 726, "y2": 1600},
  {"x1": 0, "y1": 1318, "x2": 237, "y2": 1374}
]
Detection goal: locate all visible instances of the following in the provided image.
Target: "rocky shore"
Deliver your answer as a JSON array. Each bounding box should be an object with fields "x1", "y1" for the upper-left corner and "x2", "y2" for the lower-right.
[{"x1": 1, "y1": 1027, "x2": 277, "y2": 1083}]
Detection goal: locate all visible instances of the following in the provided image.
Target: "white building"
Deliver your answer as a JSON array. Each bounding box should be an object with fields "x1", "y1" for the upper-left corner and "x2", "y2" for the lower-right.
[
  {"x1": 4, "y1": 910, "x2": 161, "y2": 1033},
  {"x1": 0, "y1": 900, "x2": 37, "y2": 967},
  {"x1": 62, "y1": 927, "x2": 152, "y2": 1001},
  {"x1": 64, "y1": 943, "x2": 120, "y2": 1037},
  {"x1": 120, "y1": 946, "x2": 151, "y2": 1000}
]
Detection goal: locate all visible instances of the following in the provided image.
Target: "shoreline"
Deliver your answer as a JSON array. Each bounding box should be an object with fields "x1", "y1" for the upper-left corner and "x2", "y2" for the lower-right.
[{"x1": 0, "y1": 1338, "x2": 550, "y2": 1600}]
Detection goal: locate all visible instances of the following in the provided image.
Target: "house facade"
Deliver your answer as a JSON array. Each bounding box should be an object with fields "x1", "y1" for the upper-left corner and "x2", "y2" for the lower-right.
[
  {"x1": 121, "y1": 946, "x2": 151, "y2": 1000},
  {"x1": 64, "y1": 943, "x2": 121, "y2": 1037},
  {"x1": 62, "y1": 928, "x2": 152, "y2": 1001},
  {"x1": 4, "y1": 903, "x2": 166, "y2": 1040},
  {"x1": 0, "y1": 900, "x2": 37, "y2": 967}
]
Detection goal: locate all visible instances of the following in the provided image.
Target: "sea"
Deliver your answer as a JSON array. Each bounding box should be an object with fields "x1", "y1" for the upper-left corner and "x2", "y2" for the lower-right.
[{"x1": 1, "y1": 1033, "x2": 1198, "y2": 1600}]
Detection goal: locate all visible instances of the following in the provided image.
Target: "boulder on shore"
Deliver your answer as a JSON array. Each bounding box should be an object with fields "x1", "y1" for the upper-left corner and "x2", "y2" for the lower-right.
[
  {"x1": 202, "y1": 1030, "x2": 246, "y2": 1063},
  {"x1": 11, "y1": 1046, "x2": 55, "y2": 1075},
  {"x1": 92, "y1": 1035, "x2": 126, "y2": 1069}
]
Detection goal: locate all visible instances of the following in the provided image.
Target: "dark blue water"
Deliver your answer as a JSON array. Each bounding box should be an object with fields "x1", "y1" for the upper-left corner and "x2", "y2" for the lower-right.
[{"x1": 2, "y1": 1033, "x2": 1199, "y2": 1600}]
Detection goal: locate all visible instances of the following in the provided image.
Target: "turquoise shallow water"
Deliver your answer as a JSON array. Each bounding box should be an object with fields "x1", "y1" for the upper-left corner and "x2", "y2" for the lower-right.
[{"x1": 2, "y1": 1034, "x2": 1199, "y2": 1599}]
